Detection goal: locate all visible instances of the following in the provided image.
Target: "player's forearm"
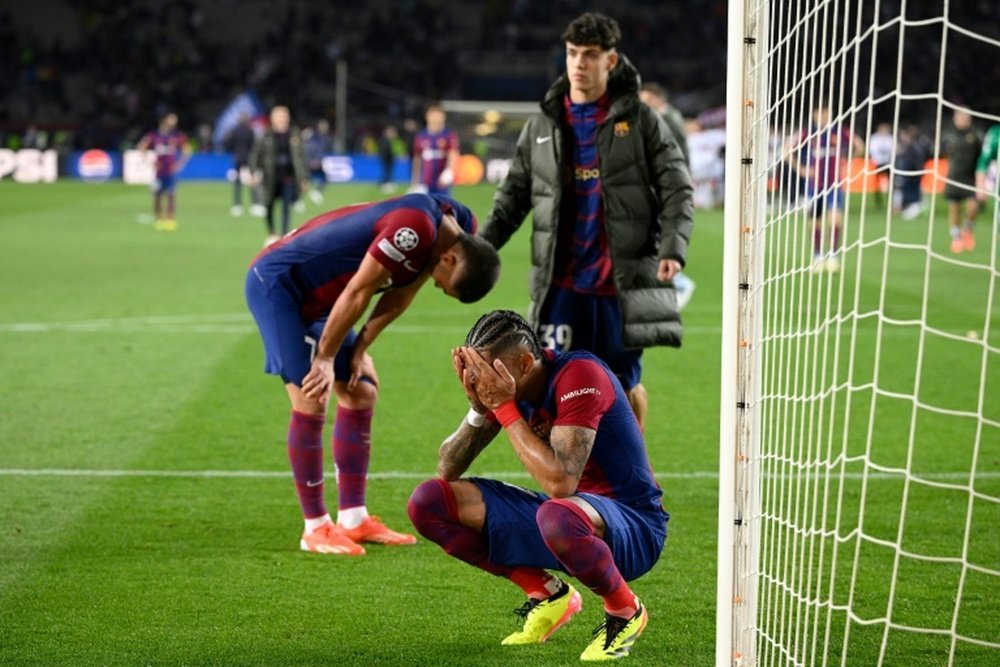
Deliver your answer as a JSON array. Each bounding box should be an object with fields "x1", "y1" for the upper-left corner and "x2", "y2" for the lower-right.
[
  {"x1": 354, "y1": 283, "x2": 421, "y2": 355},
  {"x1": 437, "y1": 420, "x2": 499, "y2": 480},
  {"x1": 503, "y1": 421, "x2": 578, "y2": 498},
  {"x1": 317, "y1": 287, "x2": 373, "y2": 359}
]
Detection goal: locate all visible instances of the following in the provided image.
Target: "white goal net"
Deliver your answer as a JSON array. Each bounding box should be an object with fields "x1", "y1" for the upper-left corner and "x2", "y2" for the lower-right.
[{"x1": 718, "y1": 1, "x2": 1000, "y2": 666}]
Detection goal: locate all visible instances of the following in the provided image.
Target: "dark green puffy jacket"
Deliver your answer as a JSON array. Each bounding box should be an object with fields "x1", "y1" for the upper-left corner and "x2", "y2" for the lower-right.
[{"x1": 479, "y1": 55, "x2": 694, "y2": 349}]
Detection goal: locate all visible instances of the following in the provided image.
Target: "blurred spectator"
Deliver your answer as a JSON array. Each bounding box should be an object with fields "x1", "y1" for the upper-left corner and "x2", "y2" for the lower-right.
[
  {"x1": 639, "y1": 82, "x2": 688, "y2": 163},
  {"x1": 940, "y1": 109, "x2": 982, "y2": 252},
  {"x1": 976, "y1": 124, "x2": 1000, "y2": 200},
  {"x1": 304, "y1": 118, "x2": 333, "y2": 205},
  {"x1": 639, "y1": 81, "x2": 696, "y2": 311},
  {"x1": 195, "y1": 123, "x2": 214, "y2": 153},
  {"x1": 250, "y1": 105, "x2": 308, "y2": 245},
  {"x1": 223, "y1": 112, "x2": 258, "y2": 217},
  {"x1": 867, "y1": 122, "x2": 894, "y2": 207},
  {"x1": 894, "y1": 124, "x2": 926, "y2": 220},
  {"x1": 21, "y1": 124, "x2": 47, "y2": 150},
  {"x1": 686, "y1": 119, "x2": 726, "y2": 209},
  {"x1": 378, "y1": 125, "x2": 399, "y2": 193}
]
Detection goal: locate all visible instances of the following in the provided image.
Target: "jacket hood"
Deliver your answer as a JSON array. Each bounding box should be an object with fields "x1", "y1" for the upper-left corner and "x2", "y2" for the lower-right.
[{"x1": 540, "y1": 53, "x2": 641, "y2": 121}]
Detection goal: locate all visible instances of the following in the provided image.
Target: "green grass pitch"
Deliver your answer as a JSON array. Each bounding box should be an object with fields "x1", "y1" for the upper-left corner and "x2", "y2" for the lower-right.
[{"x1": 0, "y1": 180, "x2": 996, "y2": 665}]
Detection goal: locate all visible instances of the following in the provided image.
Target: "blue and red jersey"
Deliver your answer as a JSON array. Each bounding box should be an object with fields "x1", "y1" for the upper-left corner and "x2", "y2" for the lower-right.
[
  {"x1": 798, "y1": 124, "x2": 853, "y2": 192},
  {"x1": 414, "y1": 129, "x2": 459, "y2": 191},
  {"x1": 498, "y1": 349, "x2": 665, "y2": 515},
  {"x1": 143, "y1": 130, "x2": 188, "y2": 178},
  {"x1": 249, "y1": 194, "x2": 476, "y2": 321},
  {"x1": 553, "y1": 93, "x2": 615, "y2": 295}
]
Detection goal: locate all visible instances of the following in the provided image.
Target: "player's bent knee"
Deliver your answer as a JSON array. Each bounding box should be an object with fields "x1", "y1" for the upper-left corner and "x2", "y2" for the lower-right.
[
  {"x1": 334, "y1": 378, "x2": 378, "y2": 410},
  {"x1": 286, "y1": 383, "x2": 327, "y2": 417},
  {"x1": 407, "y1": 479, "x2": 456, "y2": 534},
  {"x1": 536, "y1": 498, "x2": 593, "y2": 553}
]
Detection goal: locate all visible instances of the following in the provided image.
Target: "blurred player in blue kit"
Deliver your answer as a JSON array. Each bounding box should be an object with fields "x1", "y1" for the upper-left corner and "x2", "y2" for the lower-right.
[
  {"x1": 411, "y1": 104, "x2": 459, "y2": 195},
  {"x1": 137, "y1": 112, "x2": 192, "y2": 231},
  {"x1": 245, "y1": 194, "x2": 500, "y2": 556}
]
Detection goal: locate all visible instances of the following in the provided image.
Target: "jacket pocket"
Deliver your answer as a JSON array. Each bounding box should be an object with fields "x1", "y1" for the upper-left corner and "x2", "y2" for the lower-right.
[{"x1": 618, "y1": 286, "x2": 683, "y2": 349}]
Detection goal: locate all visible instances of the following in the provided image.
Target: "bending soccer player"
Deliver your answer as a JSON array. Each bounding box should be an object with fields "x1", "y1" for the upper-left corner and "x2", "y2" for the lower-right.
[
  {"x1": 408, "y1": 310, "x2": 668, "y2": 661},
  {"x1": 246, "y1": 194, "x2": 500, "y2": 556}
]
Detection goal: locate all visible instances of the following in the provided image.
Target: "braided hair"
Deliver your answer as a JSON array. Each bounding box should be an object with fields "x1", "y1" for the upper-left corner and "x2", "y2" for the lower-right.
[{"x1": 465, "y1": 310, "x2": 545, "y2": 359}]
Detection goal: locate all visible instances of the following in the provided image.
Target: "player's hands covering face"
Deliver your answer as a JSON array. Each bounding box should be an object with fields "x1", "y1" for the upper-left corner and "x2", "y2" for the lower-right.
[
  {"x1": 460, "y1": 347, "x2": 516, "y2": 411},
  {"x1": 452, "y1": 347, "x2": 488, "y2": 414}
]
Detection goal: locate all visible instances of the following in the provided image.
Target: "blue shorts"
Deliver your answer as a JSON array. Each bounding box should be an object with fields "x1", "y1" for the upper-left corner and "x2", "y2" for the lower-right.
[
  {"x1": 808, "y1": 188, "x2": 844, "y2": 217},
  {"x1": 153, "y1": 173, "x2": 176, "y2": 194},
  {"x1": 471, "y1": 478, "x2": 667, "y2": 582},
  {"x1": 245, "y1": 269, "x2": 356, "y2": 385},
  {"x1": 537, "y1": 285, "x2": 642, "y2": 390}
]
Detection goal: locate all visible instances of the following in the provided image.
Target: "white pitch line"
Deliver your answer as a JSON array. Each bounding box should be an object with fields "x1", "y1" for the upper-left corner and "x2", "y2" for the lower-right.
[
  {"x1": 0, "y1": 314, "x2": 471, "y2": 336},
  {"x1": 1, "y1": 313, "x2": 977, "y2": 338},
  {"x1": 0, "y1": 468, "x2": 996, "y2": 481}
]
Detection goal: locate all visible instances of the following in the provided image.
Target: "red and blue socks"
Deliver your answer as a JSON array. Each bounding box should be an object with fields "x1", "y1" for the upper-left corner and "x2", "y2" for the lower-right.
[
  {"x1": 333, "y1": 406, "x2": 372, "y2": 516},
  {"x1": 407, "y1": 479, "x2": 556, "y2": 598},
  {"x1": 287, "y1": 410, "x2": 327, "y2": 521},
  {"x1": 536, "y1": 499, "x2": 637, "y2": 618}
]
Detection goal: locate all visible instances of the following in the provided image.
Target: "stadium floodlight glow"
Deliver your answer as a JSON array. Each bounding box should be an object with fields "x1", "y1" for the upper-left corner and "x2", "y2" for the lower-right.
[
  {"x1": 718, "y1": 1, "x2": 1000, "y2": 665},
  {"x1": 475, "y1": 122, "x2": 497, "y2": 136}
]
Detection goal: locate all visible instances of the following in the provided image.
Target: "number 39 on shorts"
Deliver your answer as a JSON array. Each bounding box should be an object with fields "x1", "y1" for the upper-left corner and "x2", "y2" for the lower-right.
[{"x1": 538, "y1": 324, "x2": 572, "y2": 350}]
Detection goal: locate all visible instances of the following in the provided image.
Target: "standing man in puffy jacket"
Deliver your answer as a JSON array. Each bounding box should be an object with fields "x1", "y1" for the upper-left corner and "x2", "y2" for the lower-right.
[
  {"x1": 250, "y1": 105, "x2": 309, "y2": 246},
  {"x1": 478, "y1": 12, "x2": 693, "y2": 430}
]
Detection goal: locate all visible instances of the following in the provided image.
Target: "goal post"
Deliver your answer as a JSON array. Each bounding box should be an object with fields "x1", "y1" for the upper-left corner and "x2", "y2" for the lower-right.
[
  {"x1": 718, "y1": 2, "x2": 1000, "y2": 666},
  {"x1": 718, "y1": 0, "x2": 771, "y2": 663}
]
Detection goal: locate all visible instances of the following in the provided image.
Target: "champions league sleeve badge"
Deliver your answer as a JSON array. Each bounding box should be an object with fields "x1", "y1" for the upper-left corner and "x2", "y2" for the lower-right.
[{"x1": 393, "y1": 227, "x2": 419, "y2": 251}]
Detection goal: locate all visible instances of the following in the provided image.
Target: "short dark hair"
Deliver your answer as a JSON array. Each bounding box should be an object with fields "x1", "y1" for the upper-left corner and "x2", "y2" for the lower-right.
[
  {"x1": 465, "y1": 310, "x2": 545, "y2": 359},
  {"x1": 561, "y1": 12, "x2": 621, "y2": 50},
  {"x1": 640, "y1": 82, "x2": 668, "y2": 101},
  {"x1": 453, "y1": 235, "x2": 501, "y2": 304}
]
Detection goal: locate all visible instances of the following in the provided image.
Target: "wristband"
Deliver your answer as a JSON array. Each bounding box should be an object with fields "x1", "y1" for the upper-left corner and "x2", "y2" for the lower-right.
[
  {"x1": 493, "y1": 400, "x2": 523, "y2": 429},
  {"x1": 466, "y1": 407, "x2": 486, "y2": 428}
]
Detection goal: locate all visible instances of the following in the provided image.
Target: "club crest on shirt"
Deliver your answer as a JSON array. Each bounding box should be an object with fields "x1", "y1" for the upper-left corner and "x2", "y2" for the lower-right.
[
  {"x1": 393, "y1": 227, "x2": 419, "y2": 251},
  {"x1": 614, "y1": 121, "x2": 630, "y2": 137}
]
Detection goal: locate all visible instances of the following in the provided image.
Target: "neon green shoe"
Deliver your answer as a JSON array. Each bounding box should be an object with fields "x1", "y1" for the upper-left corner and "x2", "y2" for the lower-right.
[
  {"x1": 501, "y1": 582, "x2": 582, "y2": 645},
  {"x1": 579, "y1": 601, "x2": 648, "y2": 661}
]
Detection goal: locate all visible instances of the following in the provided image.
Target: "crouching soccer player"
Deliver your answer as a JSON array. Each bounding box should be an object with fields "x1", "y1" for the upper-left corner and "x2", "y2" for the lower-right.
[
  {"x1": 246, "y1": 194, "x2": 500, "y2": 555},
  {"x1": 407, "y1": 310, "x2": 668, "y2": 661}
]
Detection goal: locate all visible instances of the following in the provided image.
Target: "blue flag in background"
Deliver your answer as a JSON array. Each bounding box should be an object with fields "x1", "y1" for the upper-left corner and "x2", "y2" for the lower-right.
[{"x1": 212, "y1": 91, "x2": 266, "y2": 151}]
